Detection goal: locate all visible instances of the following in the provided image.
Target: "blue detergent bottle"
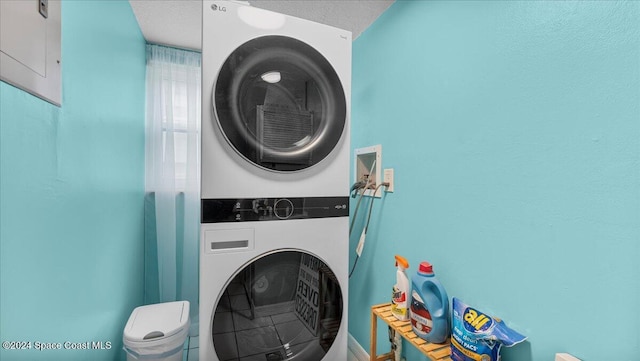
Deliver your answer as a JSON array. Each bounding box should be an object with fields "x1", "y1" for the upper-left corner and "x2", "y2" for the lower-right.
[{"x1": 410, "y1": 261, "x2": 450, "y2": 344}]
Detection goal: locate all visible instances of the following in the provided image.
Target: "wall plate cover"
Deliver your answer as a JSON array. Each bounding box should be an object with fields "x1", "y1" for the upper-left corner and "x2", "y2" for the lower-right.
[{"x1": 383, "y1": 168, "x2": 394, "y2": 192}]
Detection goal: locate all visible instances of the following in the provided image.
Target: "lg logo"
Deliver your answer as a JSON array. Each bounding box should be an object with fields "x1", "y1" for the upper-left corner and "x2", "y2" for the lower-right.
[{"x1": 211, "y1": 4, "x2": 226, "y2": 12}]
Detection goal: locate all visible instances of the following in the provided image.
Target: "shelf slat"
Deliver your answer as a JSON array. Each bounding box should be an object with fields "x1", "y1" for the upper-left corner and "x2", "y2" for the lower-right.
[{"x1": 370, "y1": 303, "x2": 452, "y2": 361}]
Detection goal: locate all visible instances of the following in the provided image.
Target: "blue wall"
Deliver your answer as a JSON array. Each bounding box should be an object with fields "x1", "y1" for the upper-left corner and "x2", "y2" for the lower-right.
[
  {"x1": 349, "y1": 1, "x2": 640, "y2": 360},
  {"x1": 0, "y1": 1, "x2": 146, "y2": 360}
]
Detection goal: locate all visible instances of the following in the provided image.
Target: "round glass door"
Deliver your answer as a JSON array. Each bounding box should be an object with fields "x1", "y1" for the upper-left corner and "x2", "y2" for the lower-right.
[
  {"x1": 214, "y1": 36, "x2": 347, "y2": 171},
  {"x1": 211, "y1": 251, "x2": 343, "y2": 360}
]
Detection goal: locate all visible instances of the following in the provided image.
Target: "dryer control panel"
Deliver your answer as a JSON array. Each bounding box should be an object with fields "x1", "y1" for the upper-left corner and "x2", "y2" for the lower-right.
[{"x1": 201, "y1": 197, "x2": 349, "y2": 223}]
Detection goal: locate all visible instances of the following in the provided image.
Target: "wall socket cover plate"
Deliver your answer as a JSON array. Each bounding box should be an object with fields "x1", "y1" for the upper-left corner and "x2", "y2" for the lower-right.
[{"x1": 383, "y1": 168, "x2": 394, "y2": 192}]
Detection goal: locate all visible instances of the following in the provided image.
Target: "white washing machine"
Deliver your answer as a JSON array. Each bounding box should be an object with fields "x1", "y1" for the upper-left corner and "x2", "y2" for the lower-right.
[
  {"x1": 200, "y1": 216, "x2": 348, "y2": 361},
  {"x1": 201, "y1": 2, "x2": 351, "y2": 360},
  {"x1": 201, "y1": 0, "x2": 352, "y2": 200}
]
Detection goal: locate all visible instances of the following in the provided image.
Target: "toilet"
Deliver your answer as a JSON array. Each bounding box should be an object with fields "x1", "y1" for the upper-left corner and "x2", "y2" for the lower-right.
[{"x1": 123, "y1": 301, "x2": 190, "y2": 361}]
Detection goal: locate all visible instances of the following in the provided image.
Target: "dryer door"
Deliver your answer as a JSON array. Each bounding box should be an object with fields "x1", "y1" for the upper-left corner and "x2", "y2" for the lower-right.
[
  {"x1": 210, "y1": 250, "x2": 343, "y2": 360},
  {"x1": 214, "y1": 35, "x2": 347, "y2": 172}
]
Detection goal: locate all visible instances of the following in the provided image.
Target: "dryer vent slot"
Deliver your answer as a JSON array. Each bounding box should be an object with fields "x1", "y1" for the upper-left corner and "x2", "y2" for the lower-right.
[
  {"x1": 257, "y1": 104, "x2": 313, "y2": 165},
  {"x1": 210, "y1": 240, "x2": 249, "y2": 251}
]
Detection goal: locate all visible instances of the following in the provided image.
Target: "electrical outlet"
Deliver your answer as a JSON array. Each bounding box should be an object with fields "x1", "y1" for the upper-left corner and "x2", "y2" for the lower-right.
[{"x1": 383, "y1": 168, "x2": 394, "y2": 192}]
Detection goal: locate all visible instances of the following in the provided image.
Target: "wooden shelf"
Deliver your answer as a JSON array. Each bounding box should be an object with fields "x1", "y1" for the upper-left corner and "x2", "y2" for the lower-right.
[{"x1": 370, "y1": 303, "x2": 452, "y2": 361}]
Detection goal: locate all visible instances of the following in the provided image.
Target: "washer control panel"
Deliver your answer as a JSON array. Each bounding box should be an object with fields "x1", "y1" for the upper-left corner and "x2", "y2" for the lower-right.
[{"x1": 201, "y1": 196, "x2": 349, "y2": 223}]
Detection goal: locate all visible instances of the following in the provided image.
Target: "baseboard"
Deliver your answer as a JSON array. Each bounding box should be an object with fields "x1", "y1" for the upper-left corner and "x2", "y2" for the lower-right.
[
  {"x1": 348, "y1": 333, "x2": 370, "y2": 361},
  {"x1": 555, "y1": 354, "x2": 581, "y2": 361}
]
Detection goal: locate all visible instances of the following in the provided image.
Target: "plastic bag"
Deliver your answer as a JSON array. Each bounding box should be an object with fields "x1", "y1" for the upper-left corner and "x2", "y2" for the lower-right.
[{"x1": 451, "y1": 297, "x2": 527, "y2": 361}]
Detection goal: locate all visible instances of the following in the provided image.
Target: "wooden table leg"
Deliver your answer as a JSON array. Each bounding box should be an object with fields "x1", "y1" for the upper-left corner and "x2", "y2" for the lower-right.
[{"x1": 370, "y1": 306, "x2": 377, "y2": 361}]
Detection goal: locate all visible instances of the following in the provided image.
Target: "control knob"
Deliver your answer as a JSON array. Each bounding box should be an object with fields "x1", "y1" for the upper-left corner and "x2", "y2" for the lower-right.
[{"x1": 274, "y1": 199, "x2": 294, "y2": 219}]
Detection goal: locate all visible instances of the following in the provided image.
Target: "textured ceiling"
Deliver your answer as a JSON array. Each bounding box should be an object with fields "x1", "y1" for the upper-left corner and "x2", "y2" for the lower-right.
[{"x1": 129, "y1": 0, "x2": 394, "y2": 51}]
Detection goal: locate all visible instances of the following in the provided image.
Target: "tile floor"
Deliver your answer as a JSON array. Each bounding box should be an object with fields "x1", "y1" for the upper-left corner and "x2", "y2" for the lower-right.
[
  {"x1": 183, "y1": 335, "x2": 360, "y2": 361},
  {"x1": 183, "y1": 336, "x2": 198, "y2": 361}
]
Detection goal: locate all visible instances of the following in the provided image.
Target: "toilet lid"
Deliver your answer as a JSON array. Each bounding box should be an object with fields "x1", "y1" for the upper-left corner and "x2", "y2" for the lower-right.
[{"x1": 124, "y1": 301, "x2": 190, "y2": 342}]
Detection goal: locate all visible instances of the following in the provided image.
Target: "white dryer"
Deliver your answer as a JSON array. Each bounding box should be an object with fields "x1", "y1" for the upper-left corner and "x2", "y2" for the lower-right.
[
  {"x1": 200, "y1": 216, "x2": 348, "y2": 361},
  {"x1": 201, "y1": 3, "x2": 351, "y2": 360},
  {"x1": 201, "y1": 0, "x2": 352, "y2": 200}
]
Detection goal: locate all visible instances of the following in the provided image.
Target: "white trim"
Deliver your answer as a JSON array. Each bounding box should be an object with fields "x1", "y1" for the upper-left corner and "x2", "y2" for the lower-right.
[
  {"x1": 555, "y1": 354, "x2": 581, "y2": 361},
  {"x1": 348, "y1": 333, "x2": 370, "y2": 361}
]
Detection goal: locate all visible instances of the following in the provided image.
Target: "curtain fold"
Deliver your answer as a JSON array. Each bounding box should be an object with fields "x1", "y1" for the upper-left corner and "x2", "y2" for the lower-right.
[{"x1": 144, "y1": 44, "x2": 201, "y2": 336}]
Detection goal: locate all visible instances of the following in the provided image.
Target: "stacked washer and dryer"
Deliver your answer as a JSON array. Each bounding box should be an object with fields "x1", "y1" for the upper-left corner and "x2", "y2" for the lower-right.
[{"x1": 200, "y1": 2, "x2": 351, "y2": 360}]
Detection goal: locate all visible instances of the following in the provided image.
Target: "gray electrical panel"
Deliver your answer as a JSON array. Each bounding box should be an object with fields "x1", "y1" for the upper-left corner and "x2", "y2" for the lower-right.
[{"x1": 0, "y1": 0, "x2": 61, "y2": 106}]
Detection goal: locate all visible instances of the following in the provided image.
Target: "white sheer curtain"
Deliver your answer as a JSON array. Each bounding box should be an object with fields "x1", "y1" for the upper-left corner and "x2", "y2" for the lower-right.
[{"x1": 145, "y1": 44, "x2": 201, "y2": 335}]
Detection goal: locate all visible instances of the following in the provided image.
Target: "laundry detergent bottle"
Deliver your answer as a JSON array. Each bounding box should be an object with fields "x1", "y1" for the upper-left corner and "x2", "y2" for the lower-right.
[
  {"x1": 410, "y1": 261, "x2": 450, "y2": 344},
  {"x1": 391, "y1": 255, "x2": 410, "y2": 321}
]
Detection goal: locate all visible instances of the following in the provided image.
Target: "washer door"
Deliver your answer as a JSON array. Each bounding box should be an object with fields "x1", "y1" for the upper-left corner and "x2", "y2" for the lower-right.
[
  {"x1": 211, "y1": 251, "x2": 343, "y2": 360},
  {"x1": 214, "y1": 36, "x2": 347, "y2": 171}
]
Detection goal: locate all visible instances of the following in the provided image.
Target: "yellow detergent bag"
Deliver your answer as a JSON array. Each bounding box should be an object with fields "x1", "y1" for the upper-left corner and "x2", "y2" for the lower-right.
[{"x1": 451, "y1": 298, "x2": 527, "y2": 361}]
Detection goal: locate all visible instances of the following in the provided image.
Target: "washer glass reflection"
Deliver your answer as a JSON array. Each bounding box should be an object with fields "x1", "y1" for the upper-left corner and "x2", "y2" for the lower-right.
[
  {"x1": 214, "y1": 36, "x2": 347, "y2": 172},
  {"x1": 211, "y1": 251, "x2": 343, "y2": 360}
]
